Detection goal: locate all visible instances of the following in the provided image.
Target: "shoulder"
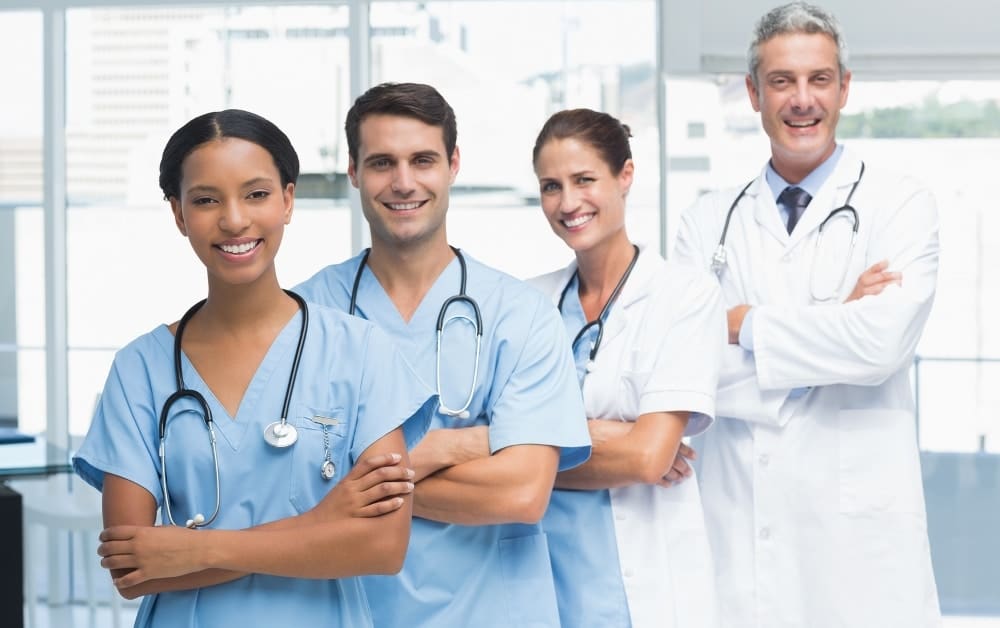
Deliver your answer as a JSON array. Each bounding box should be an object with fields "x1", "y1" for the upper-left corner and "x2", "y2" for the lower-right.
[
  {"x1": 294, "y1": 253, "x2": 366, "y2": 307},
  {"x1": 840, "y1": 148, "x2": 934, "y2": 205},
  {"x1": 526, "y1": 264, "x2": 575, "y2": 302},
  {"x1": 109, "y1": 325, "x2": 173, "y2": 376},
  {"x1": 301, "y1": 299, "x2": 380, "y2": 350},
  {"x1": 464, "y1": 252, "x2": 554, "y2": 311}
]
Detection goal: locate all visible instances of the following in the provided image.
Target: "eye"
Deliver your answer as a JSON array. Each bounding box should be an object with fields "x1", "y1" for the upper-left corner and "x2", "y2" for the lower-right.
[
  {"x1": 414, "y1": 155, "x2": 436, "y2": 167},
  {"x1": 812, "y1": 74, "x2": 831, "y2": 85},
  {"x1": 769, "y1": 76, "x2": 789, "y2": 88},
  {"x1": 540, "y1": 181, "x2": 560, "y2": 194},
  {"x1": 247, "y1": 189, "x2": 270, "y2": 200},
  {"x1": 576, "y1": 176, "x2": 595, "y2": 185},
  {"x1": 191, "y1": 196, "x2": 217, "y2": 206},
  {"x1": 370, "y1": 158, "x2": 391, "y2": 170}
]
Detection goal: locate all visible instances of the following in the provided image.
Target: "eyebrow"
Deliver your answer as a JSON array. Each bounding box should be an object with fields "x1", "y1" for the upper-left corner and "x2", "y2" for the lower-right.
[
  {"x1": 362, "y1": 149, "x2": 443, "y2": 165},
  {"x1": 184, "y1": 177, "x2": 275, "y2": 196}
]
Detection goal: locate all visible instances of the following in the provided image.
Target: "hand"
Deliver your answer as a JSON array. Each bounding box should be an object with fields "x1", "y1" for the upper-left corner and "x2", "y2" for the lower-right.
[
  {"x1": 658, "y1": 443, "x2": 697, "y2": 487},
  {"x1": 98, "y1": 525, "x2": 204, "y2": 588},
  {"x1": 727, "y1": 305, "x2": 752, "y2": 345},
  {"x1": 314, "y1": 452, "x2": 414, "y2": 519},
  {"x1": 844, "y1": 260, "x2": 901, "y2": 303},
  {"x1": 587, "y1": 419, "x2": 632, "y2": 446}
]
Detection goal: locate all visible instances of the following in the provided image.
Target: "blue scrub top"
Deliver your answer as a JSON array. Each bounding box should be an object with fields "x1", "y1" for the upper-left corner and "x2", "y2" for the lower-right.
[
  {"x1": 543, "y1": 275, "x2": 633, "y2": 627},
  {"x1": 74, "y1": 302, "x2": 435, "y2": 628},
  {"x1": 295, "y1": 250, "x2": 591, "y2": 628}
]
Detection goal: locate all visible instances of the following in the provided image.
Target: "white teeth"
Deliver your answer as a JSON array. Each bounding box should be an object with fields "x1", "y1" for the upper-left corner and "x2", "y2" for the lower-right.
[
  {"x1": 386, "y1": 201, "x2": 422, "y2": 210},
  {"x1": 787, "y1": 120, "x2": 819, "y2": 127},
  {"x1": 563, "y1": 214, "x2": 594, "y2": 228},
  {"x1": 219, "y1": 240, "x2": 259, "y2": 254}
]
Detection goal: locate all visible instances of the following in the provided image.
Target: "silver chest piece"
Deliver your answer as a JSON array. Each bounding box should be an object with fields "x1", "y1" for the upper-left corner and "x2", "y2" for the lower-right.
[{"x1": 263, "y1": 420, "x2": 298, "y2": 448}]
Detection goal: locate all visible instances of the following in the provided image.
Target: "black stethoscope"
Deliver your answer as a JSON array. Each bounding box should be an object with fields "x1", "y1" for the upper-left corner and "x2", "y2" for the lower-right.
[
  {"x1": 557, "y1": 244, "x2": 640, "y2": 373},
  {"x1": 158, "y1": 290, "x2": 308, "y2": 528},
  {"x1": 711, "y1": 162, "x2": 865, "y2": 293},
  {"x1": 350, "y1": 246, "x2": 482, "y2": 419}
]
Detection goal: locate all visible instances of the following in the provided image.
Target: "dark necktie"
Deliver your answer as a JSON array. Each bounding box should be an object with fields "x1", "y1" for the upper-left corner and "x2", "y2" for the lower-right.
[{"x1": 778, "y1": 186, "x2": 812, "y2": 234}]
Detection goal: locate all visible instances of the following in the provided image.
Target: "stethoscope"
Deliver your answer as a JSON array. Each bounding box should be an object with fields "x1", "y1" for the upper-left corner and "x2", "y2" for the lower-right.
[
  {"x1": 557, "y1": 244, "x2": 640, "y2": 373},
  {"x1": 158, "y1": 290, "x2": 308, "y2": 528},
  {"x1": 711, "y1": 162, "x2": 864, "y2": 302},
  {"x1": 350, "y1": 246, "x2": 482, "y2": 419}
]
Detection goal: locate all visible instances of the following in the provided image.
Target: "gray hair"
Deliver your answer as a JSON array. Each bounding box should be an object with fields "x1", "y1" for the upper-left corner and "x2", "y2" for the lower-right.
[{"x1": 747, "y1": 2, "x2": 848, "y2": 88}]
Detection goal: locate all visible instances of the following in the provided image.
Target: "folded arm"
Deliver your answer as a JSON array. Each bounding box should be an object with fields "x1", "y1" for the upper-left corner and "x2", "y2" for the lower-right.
[
  {"x1": 554, "y1": 413, "x2": 689, "y2": 490},
  {"x1": 101, "y1": 429, "x2": 414, "y2": 593},
  {"x1": 413, "y1": 443, "x2": 559, "y2": 525}
]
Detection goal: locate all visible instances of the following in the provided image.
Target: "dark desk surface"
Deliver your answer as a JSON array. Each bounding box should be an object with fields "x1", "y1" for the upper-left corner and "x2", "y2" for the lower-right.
[{"x1": 0, "y1": 437, "x2": 73, "y2": 479}]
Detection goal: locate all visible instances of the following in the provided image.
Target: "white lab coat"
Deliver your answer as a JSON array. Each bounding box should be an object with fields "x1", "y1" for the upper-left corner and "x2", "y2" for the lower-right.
[
  {"x1": 533, "y1": 247, "x2": 724, "y2": 628},
  {"x1": 673, "y1": 148, "x2": 942, "y2": 628}
]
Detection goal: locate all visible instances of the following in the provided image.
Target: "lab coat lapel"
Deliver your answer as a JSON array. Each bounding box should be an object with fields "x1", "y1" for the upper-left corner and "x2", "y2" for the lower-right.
[
  {"x1": 599, "y1": 247, "x2": 659, "y2": 350},
  {"x1": 749, "y1": 169, "x2": 790, "y2": 246},
  {"x1": 786, "y1": 151, "x2": 865, "y2": 250}
]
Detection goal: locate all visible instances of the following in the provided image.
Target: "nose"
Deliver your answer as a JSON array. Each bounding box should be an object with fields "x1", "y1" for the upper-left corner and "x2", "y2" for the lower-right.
[
  {"x1": 789, "y1": 78, "x2": 816, "y2": 111},
  {"x1": 558, "y1": 187, "x2": 581, "y2": 214},
  {"x1": 219, "y1": 200, "x2": 251, "y2": 233},
  {"x1": 391, "y1": 163, "x2": 416, "y2": 196}
]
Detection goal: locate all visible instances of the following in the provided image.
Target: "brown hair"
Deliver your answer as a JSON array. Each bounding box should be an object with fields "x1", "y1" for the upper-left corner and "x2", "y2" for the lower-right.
[
  {"x1": 532, "y1": 108, "x2": 632, "y2": 175},
  {"x1": 345, "y1": 82, "x2": 457, "y2": 163}
]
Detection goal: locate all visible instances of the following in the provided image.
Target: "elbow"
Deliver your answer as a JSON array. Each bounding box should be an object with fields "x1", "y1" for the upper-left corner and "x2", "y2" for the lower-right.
[
  {"x1": 634, "y1": 447, "x2": 673, "y2": 486},
  {"x1": 853, "y1": 336, "x2": 915, "y2": 386},
  {"x1": 367, "y1": 519, "x2": 411, "y2": 575},
  {"x1": 507, "y1": 483, "x2": 553, "y2": 524}
]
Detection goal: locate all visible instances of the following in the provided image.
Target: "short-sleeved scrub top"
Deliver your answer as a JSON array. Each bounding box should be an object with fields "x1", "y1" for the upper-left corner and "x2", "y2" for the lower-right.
[
  {"x1": 295, "y1": 250, "x2": 591, "y2": 628},
  {"x1": 531, "y1": 246, "x2": 725, "y2": 628},
  {"x1": 73, "y1": 301, "x2": 435, "y2": 628}
]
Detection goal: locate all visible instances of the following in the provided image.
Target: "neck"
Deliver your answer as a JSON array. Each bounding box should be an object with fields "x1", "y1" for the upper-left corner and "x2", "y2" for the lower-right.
[
  {"x1": 366, "y1": 234, "x2": 456, "y2": 321},
  {"x1": 574, "y1": 230, "x2": 635, "y2": 317},
  {"x1": 199, "y1": 269, "x2": 294, "y2": 332},
  {"x1": 770, "y1": 142, "x2": 836, "y2": 185}
]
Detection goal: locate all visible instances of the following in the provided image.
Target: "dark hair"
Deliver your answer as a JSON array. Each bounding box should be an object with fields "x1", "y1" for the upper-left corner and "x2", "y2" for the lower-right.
[
  {"x1": 158, "y1": 109, "x2": 300, "y2": 200},
  {"x1": 532, "y1": 109, "x2": 633, "y2": 175},
  {"x1": 345, "y1": 82, "x2": 457, "y2": 164}
]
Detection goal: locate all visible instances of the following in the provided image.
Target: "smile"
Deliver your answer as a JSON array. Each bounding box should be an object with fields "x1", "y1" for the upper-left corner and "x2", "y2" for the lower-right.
[
  {"x1": 383, "y1": 201, "x2": 427, "y2": 211},
  {"x1": 562, "y1": 214, "x2": 595, "y2": 229},
  {"x1": 217, "y1": 240, "x2": 261, "y2": 255},
  {"x1": 785, "y1": 119, "x2": 820, "y2": 128}
]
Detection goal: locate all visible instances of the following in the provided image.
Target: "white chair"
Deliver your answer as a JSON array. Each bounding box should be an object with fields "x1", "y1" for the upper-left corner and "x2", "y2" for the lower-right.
[{"x1": 10, "y1": 474, "x2": 122, "y2": 628}]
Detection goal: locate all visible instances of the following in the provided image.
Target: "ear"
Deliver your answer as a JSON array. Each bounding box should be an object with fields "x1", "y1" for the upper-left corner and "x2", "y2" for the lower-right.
[
  {"x1": 619, "y1": 159, "x2": 635, "y2": 197},
  {"x1": 282, "y1": 182, "x2": 295, "y2": 225},
  {"x1": 169, "y1": 197, "x2": 187, "y2": 236},
  {"x1": 448, "y1": 145, "x2": 461, "y2": 185},
  {"x1": 838, "y1": 69, "x2": 852, "y2": 109},
  {"x1": 746, "y1": 73, "x2": 762, "y2": 112},
  {"x1": 347, "y1": 157, "x2": 359, "y2": 188}
]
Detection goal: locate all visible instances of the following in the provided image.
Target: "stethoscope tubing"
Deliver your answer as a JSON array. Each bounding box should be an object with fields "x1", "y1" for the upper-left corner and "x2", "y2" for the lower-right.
[{"x1": 350, "y1": 246, "x2": 483, "y2": 419}]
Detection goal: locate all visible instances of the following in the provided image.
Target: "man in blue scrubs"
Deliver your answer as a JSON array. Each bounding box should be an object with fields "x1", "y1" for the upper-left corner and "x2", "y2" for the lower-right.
[{"x1": 296, "y1": 82, "x2": 591, "y2": 627}]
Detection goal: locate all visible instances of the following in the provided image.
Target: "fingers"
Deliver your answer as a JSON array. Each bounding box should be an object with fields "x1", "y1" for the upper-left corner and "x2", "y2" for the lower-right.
[
  {"x1": 345, "y1": 452, "x2": 404, "y2": 480},
  {"x1": 113, "y1": 570, "x2": 149, "y2": 590},
  {"x1": 101, "y1": 554, "x2": 139, "y2": 571},
  {"x1": 678, "y1": 443, "x2": 697, "y2": 461},
  {"x1": 359, "y1": 480, "x2": 414, "y2": 505},
  {"x1": 354, "y1": 496, "x2": 407, "y2": 518},
  {"x1": 353, "y1": 463, "x2": 415, "y2": 493},
  {"x1": 99, "y1": 526, "x2": 138, "y2": 543}
]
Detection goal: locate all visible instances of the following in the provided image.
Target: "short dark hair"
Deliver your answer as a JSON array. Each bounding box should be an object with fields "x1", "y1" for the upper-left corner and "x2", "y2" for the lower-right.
[
  {"x1": 532, "y1": 108, "x2": 633, "y2": 175},
  {"x1": 158, "y1": 109, "x2": 299, "y2": 200},
  {"x1": 345, "y1": 82, "x2": 457, "y2": 163}
]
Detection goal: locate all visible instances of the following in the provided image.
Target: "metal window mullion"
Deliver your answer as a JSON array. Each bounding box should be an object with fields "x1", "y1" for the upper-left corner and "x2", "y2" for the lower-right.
[
  {"x1": 348, "y1": 0, "x2": 371, "y2": 255},
  {"x1": 43, "y1": 8, "x2": 69, "y2": 450},
  {"x1": 656, "y1": 0, "x2": 668, "y2": 258}
]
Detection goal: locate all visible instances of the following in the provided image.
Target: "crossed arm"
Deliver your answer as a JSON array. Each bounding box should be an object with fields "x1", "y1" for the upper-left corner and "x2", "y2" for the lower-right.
[{"x1": 99, "y1": 428, "x2": 415, "y2": 597}]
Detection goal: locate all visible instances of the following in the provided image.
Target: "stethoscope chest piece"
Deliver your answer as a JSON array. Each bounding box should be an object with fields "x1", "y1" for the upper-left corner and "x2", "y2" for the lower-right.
[{"x1": 263, "y1": 421, "x2": 299, "y2": 448}]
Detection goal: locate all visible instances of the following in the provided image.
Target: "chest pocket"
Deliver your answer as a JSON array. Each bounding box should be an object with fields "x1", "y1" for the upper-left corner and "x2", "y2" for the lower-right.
[{"x1": 288, "y1": 404, "x2": 348, "y2": 514}]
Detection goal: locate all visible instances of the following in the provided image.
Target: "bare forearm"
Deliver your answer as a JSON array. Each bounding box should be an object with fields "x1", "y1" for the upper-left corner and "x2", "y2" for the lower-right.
[
  {"x1": 409, "y1": 426, "x2": 491, "y2": 482},
  {"x1": 556, "y1": 414, "x2": 687, "y2": 490},
  {"x1": 413, "y1": 445, "x2": 558, "y2": 525}
]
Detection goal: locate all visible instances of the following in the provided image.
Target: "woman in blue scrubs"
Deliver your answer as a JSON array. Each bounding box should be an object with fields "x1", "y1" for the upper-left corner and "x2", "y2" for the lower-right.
[
  {"x1": 530, "y1": 109, "x2": 725, "y2": 628},
  {"x1": 73, "y1": 109, "x2": 433, "y2": 627}
]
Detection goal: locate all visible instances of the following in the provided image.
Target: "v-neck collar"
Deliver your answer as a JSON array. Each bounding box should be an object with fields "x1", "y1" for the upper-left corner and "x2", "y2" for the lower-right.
[
  {"x1": 352, "y1": 254, "x2": 464, "y2": 334},
  {"x1": 154, "y1": 312, "x2": 302, "y2": 452}
]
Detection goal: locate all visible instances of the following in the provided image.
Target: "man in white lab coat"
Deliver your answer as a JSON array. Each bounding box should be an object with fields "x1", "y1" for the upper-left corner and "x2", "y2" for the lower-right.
[{"x1": 673, "y1": 3, "x2": 942, "y2": 627}]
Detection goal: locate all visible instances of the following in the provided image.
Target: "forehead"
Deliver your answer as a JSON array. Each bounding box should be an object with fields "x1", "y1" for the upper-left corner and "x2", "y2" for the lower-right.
[
  {"x1": 181, "y1": 137, "x2": 277, "y2": 185},
  {"x1": 535, "y1": 137, "x2": 609, "y2": 175},
  {"x1": 356, "y1": 114, "x2": 448, "y2": 158},
  {"x1": 757, "y1": 31, "x2": 839, "y2": 73}
]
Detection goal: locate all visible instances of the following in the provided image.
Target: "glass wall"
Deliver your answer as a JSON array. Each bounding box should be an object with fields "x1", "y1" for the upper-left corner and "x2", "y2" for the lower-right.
[{"x1": 0, "y1": 11, "x2": 43, "y2": 433}]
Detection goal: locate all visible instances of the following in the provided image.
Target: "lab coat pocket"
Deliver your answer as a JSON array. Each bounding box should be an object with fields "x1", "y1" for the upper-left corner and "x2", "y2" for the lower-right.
[
  {"x1": 837, "y1": 409, "x2": 923, "y2": 514},
  {"x1": 288, "y1": 404, "x2": 347, "y2": 514},
  {"x1": 498, "y1": 532, "x2": 561, "y2": 627}
]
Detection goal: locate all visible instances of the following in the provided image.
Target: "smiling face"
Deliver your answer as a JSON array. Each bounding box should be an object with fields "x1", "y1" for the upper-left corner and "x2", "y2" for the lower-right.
[
  {"x1": 534, "y1": 137, "x2": 633, "y2": 256},
  {"x1": 348, "y1": 114, "x2": 459, "y2": 252},
  {"x1": 747, "y1": 31, "x2": 851, "y2": 182},
  {"x1": 169, "y1": 137, "x2": 294, "y2": 289}
]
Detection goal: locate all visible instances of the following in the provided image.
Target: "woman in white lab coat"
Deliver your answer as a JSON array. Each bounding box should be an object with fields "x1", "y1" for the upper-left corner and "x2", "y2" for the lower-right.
[
  {"x1": 530, "y1": 109, "x2": 725, "y2": 628},
  {"x1": 673, "y1": 147, "x2": 942, "y2": 628}
]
